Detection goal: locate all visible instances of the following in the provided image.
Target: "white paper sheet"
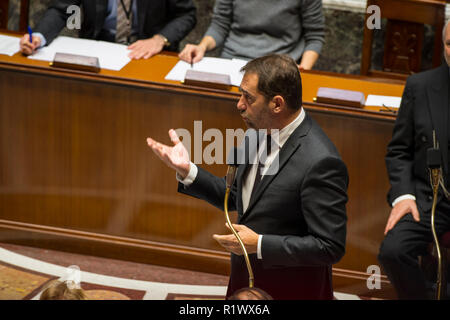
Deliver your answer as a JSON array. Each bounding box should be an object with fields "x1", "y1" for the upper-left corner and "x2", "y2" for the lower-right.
[
  {"x1": 365, "y1": 94, "x2": 402, "y2": 108},
  {"x1": 0, "y1": 35, "x2": 20, "y2": 56},
  {"x1": 165, "y1": 57, "x2": 248, "y2": 87},
  {"x1": 27, "y1": 36, "x2": 131, "y2": 71}
]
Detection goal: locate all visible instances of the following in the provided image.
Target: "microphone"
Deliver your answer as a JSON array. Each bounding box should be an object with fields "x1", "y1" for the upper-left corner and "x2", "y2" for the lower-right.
[
  {"x1": 225, "y1": 135, "x2": 250, "y2": 189},
  {"x1": 225, "y1": 146, "x2": 239, "y2": 189},
  {"x1": 427, "y1": 131, "x2": 442, "y2": 190}
]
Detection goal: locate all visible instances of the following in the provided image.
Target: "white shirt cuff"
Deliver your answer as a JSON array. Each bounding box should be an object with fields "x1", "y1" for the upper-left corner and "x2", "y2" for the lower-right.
[
  {"x1": 33, "y1": 32, "x2": 46, "y2": 47},
  {"x1": 257, "y1": 235, "x2": 263, "y2": 259},
  {"x1": 392, "y1": 194, "x2": 416, "y2": 207},
  {"x1": 176, "y1": 162, "x2": 198, "y2": 186}
]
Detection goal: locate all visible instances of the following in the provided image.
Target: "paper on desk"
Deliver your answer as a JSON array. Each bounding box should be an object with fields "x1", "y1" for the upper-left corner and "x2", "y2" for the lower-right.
[
  {"x1": 0, "y1": 35, "x2": 20, "y2": 56},
  {"x1": 28, "y1": 36, "x2": 131, "y2": 71},
  {"x1": 365, "y1": 94, "x2": 402, "y2": 108},
  {"x1": 165, "y1": 57, "x2": 248, "y2": 87}
]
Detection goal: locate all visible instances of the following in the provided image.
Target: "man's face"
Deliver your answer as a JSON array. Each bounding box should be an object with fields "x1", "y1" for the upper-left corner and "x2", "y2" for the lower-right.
[
  {"x1": 444, "y1": 24, "x2": 450, "y2": 66},
  {"x1": 237, "y1": 73, "x2": 272, "y2": 130}
]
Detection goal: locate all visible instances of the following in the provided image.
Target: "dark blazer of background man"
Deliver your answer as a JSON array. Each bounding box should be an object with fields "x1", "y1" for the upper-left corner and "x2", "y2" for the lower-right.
[
  {"x1": 147, "y1": 54, "x2": 348, "y2": 299},
  {"x1": 20, "y1": 0, "x2": 196, "y2": 58},
  {"x1": 379, "y1": 21, "x2": 450, "y2": 299}
]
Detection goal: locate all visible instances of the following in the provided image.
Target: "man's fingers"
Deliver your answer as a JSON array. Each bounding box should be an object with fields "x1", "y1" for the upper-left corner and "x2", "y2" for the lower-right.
[
  {"x1": 144, "y1": 50, "x2": 155, "y2": 60},
  {"x1": 192, "y1": 52, "x2": 203, "y2": 63},
  {"x1": 225, "y1": 223, "x2": 244, "y2": 232},
  {"x1": 168, "y1": 129, "x2": 181, "y2": 145},
  {"x1": 130, "y1": 48, "x2": 145, "y2": 60},
  {"x1": 179, "y1": 45, "x2": 196, "y2": 62},
  {"x1": 20, "y1": 41, "x2": 34, "y2": 54},
  {"x1": 128, "y1": 41, "x2": 140, "y2": 50},
  {"x1": 32, "y1": 37, "x2": 40, "y2": 48},
  {"x1": 213, "y1": 234, "x2": 242, "y2": 254},
  {"x1": 384, "y1": 210, "x2": 398, "y2": 235},
  {"x1": 147, "y1": 138, "x2": 166, "y2": 156},
  {"x1": 384, "y1": 219, "x2": 393, "y2": 235},
  {"x1": 411, "y1": 205, "x2": 420, "y2": 222},
  {"x1": 213, "y1": 234, "x2": 236, "y2": 244}
]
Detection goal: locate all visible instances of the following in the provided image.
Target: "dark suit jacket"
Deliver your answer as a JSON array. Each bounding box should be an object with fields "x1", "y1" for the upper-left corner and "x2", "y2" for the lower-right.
[
  {"x1": 386, "y1": 64, "x2": 450, "y2": 214},
  {"x1": 178, "y1": 113, "x2": 348, "y2": 299},
  {"x1": 34, "y1": 0, "x2": 196, "y2": 51}
]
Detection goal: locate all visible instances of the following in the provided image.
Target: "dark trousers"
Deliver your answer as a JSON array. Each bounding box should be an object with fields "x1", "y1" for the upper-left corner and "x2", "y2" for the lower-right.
[{"x1": 378, "y1": 200, "x2": 450, "y2": 299}]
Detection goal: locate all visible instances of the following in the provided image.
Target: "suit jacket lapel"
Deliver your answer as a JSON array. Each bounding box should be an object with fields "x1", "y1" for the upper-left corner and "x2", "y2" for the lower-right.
[
  {"x1": 426, "y1": 64, "x2": 449, "y2": 175},
  {"x1": 241, "y1": 114, "x2": 312, "y2": 220}
]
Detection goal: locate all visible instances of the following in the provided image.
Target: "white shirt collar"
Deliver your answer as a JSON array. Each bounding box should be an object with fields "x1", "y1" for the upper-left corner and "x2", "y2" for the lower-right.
[{"x1": 274, "y1": 107, "x2": 305, "y2": 149}]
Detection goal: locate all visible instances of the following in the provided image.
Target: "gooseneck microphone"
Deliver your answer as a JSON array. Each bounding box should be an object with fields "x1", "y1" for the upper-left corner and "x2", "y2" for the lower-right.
[
  {"x1": 224, "y1": 143, "x2": 254, "y2": 288},
  {"x1": 427, "y1": 131, "x2": 444, "y2": 300}
]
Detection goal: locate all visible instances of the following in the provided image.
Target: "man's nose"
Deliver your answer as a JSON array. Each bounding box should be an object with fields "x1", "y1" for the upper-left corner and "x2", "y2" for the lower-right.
[{"x1": 237, "y1": 96, "x2": 246, "y2": 111}]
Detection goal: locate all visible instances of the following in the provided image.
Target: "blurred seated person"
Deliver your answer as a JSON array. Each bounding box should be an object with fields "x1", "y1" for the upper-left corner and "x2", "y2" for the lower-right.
[
  {"x1": 178, "y1": 0, "x2": 324, "y2": 70},
  {"x1": 20, "y1": 0, "x2": 196, "y2": 60},
  {"x1": 227, "y1": 287, "x2": 273, "y2": 300},
  {"x1": 40, "y1": 280, "x2": 87, "y2": 300}
]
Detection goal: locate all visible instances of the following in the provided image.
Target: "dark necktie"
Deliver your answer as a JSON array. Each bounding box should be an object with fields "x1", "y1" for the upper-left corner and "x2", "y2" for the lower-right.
[
  {"x1": 116, "y1": 0, "x2": 132, "y2": 44},
  {"x1": 250, "y1": 135, "x2": 272, "y2": 202}
]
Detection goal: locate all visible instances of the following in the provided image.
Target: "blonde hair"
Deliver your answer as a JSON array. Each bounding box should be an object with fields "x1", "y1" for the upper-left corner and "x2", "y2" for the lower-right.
[{"x1": 40, "y1": 280, "x2": 87, "y2": 300}]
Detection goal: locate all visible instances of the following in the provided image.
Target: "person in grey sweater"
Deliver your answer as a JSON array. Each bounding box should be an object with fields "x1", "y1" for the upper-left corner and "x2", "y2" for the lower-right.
[{"x1": 179, "y1": 0, "x2": 325, "y2": 70}]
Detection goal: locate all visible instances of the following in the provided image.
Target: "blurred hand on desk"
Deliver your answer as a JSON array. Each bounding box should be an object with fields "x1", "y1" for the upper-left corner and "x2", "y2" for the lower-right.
[
  {"x1": 178, "y1": 36, "x2": 216, "y2": 64},
  {"x1": 127, "y1": 34, "x2": 165, "y2": 60},
  {"x1": 178, "y1": 44, "x2": 206, "y2": 64},
  {"x1": 19, "y1": 34, "x2": 41, "y2": 56}
]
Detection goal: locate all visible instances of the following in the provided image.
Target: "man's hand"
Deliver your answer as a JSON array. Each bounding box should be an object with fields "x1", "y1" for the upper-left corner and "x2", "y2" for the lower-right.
[
  {"x1": 20, "y1": 34, "x2": 41, "y2": 56},
  {"x1": 146, "y1": 129, "x2": 190, "y2": 179},
  {"x1": 128, "y1": 35, "x2": 165, "y2": 60},
  {"x1": 178, "y1": 44, "x2": 206, "y2": 64},
  {"x1": 384, "y1": 199, "x2": 420, "y2": 235},
  {"x1": 213, "y1": 223, "x2": 259, "y2": 255}
]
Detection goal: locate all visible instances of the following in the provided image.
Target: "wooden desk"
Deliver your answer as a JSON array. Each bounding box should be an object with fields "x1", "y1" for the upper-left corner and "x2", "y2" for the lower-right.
[{"x1": 0, "y1": 34, "x2": 404, "y2": 298}]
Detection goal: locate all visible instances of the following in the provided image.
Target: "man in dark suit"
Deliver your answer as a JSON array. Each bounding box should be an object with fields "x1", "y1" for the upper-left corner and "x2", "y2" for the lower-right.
[
  {"x1": 378, "y1": 21, "x2": 450, "y2": 299},
  {"x1": 20, "y1": 0, "x2": 196, "y2": 59},
  {"x1": 146, "y1": 54, "x2": 348, "y2": 299}
]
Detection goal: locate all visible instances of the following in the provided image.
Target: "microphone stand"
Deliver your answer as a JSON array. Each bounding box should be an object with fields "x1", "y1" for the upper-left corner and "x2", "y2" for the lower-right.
[
  {"x1": 224, "y1": 146, "x2": 254, "y2": 288},
  {"x1": 427, "y1": 132, "x2": 444, "y2": 300},
  {"x1": 430, "y1": 167, "x2": 443, "y2": 299}
]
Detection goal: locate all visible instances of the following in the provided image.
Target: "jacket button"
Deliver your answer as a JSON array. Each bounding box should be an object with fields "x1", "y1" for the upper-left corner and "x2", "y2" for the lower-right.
[
  {"x1": 422, "y1": 135, "x2": 427, "y2": 142},
  {"x1": 428, "y1": 195, "x2": 433, "y2": 200}
]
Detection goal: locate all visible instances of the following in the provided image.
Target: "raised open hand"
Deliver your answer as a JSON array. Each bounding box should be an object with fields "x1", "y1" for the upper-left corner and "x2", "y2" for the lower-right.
[{"x1": 146, "y1": 129, "x2": 191, "y2": 179}]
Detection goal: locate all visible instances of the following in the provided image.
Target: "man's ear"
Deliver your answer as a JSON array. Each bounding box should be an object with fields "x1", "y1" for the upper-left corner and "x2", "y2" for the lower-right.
[{"x1": 271, "y1": 95, "x2": 286, "y2": 113}]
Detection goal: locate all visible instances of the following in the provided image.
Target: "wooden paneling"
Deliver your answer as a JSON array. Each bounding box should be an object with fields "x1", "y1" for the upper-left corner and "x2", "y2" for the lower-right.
[
  {"x1": 0, "y1": 35, "x2": 405, "y2": 297},
  {"x1": 361, "y1": 0, "x2": 445, "y2": 78}
]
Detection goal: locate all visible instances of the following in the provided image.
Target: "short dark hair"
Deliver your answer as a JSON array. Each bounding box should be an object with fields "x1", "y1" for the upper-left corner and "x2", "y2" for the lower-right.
[{"x1": 241, "y1": 54, "x2": 302, "y2": 111}]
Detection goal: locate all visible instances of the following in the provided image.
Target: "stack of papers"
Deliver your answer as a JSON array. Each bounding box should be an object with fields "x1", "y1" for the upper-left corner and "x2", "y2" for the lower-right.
[
  {"x1": 365, "y1": 94, "x2": 402, "y2": 109},
  {"x1": 0, "y1": 35, "x2": 20, "y2": 56},
  {"x1": 165, "y1": 57, "x2": 249, "y2": 87},
  {"x1": 28, "y1": 36, "x2": 131, "y2": 71}
]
